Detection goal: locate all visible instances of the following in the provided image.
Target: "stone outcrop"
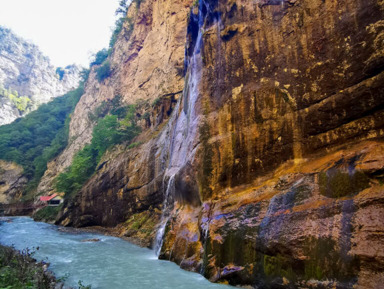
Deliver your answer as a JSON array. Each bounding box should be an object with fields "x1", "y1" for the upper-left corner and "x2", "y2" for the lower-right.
[
  {"x1": 161, "y1": 140, "x2": 384, "y2": 288},
  {"x1": 0, "y1": 27, "x2": 80, "y2": 126},
  {"x1": 0, "y1": 160, "x2": 27, "y2": 204},
  {"x1": 51, "y1": 0, "x2": 384, "y2": 287}
]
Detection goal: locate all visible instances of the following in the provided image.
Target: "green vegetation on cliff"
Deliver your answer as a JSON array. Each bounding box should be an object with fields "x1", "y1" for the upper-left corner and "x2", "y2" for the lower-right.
[
  {"x1": 0, "y1": 85, "x2": 31, "y2": 112},
  {"x1": 91, "y1": 0, "x2": 138, "y2": 84},
  {"x1": 90, "y1": 49, "x2": 109, "y2": 66},
  {"x1": 0, "y1": 245, "x2": 55, "y2": 288},
  {"x1": 33, "y1": 204, "x2": 63, "y2": 222},
  {"x1": 95, "y1": 61, "x2": 111, "y2": 82},
  {"x1": 0, "y1": 244, "x2": 92, "y2": 289},
  {"x1": 109, "y1": 0, "x2": 133, "y2": 49},
  {"x1": 56, "y1": 102, "x2": 140, "y2": 197},
  {"x1": 0, "y1": 86, "x2": 83, "y2": 194},
  {"x1": 109, "y1": 16, "x2": 134, "y2": 50},
  {"x1": 56, "y1": 67, "x2": 65, "y2": 80}
]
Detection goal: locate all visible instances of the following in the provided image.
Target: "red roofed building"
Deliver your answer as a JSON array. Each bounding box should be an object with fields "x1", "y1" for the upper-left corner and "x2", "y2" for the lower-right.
[
  {"x1": 39, "y1": 194, "x2": 62, "y2": 206},
  {"x1": 39, "y1": 194, "x2": 57, "y2": 202}
]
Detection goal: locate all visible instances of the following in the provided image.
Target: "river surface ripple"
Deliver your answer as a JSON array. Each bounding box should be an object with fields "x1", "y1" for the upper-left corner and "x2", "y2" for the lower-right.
[{"x1": 0, "y1": 217, "x2": 233, "y2": 289}]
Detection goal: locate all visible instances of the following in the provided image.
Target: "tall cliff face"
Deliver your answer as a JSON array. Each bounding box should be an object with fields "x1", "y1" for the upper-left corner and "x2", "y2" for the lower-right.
[
  {"x1": 50, "y1": 0, "x2": 384, "y2": 287},
  {"x1": 0, "y1": 27, "x2": 80, "y2": 126},
  {"x1": 37, "y1": 0, "x2": 193, "y2": 195}
]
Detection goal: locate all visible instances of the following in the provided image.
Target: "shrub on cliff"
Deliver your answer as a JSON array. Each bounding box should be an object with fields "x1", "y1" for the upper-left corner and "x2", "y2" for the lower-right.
[
  {"x1": 95, "y1": 60, "x2": 111, "y2": 82},
  {"x1": 134, "y1": 0, "x2": 144, "y2": 8},
  {"x1": 55, "y1": 144, "x2": 98, "y2": 196},
  {"x1": 79, "y1": 68, "x2": 90, "y2": 83},
  {"x1": 109, "y1": 0, "x2": 135, "y2": 49},
  {"x1": 90, "y1": 49, "x2": 109, "y2": 66},
  {"x1": 0, "y1": 86, "x2": 32, "y2": 112},
  {"x1": 109, "y1": 17, "x2": 125, "y2": 49},
  {"x1": 55, "y1": 104, "x2": 140, "y2": 197},
  {"x1": 8, "y1": 94, "x2": 31, "y2": 112}
]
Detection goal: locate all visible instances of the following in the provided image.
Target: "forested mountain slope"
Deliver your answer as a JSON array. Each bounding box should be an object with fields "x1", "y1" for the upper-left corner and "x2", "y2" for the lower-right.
[{"x1": 0, "y1": 27, "x2": 80, "y2": 125}]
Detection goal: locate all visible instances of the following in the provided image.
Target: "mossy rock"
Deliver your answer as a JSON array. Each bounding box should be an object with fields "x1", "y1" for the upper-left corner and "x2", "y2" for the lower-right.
[
  {"x1": 319, "y1": 169, "x2": 370, "y2": 198},
  {"x1": 198, "y1": 121, "x2": 213, "y2": 200},
  {"x1": 33, "y1": 205, "x2": 62, "y2": 222}
]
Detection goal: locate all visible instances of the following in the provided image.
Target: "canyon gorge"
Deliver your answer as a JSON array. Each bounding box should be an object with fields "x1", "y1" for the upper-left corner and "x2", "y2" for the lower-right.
[{"x1": 1, "y1": 0, "x2": 384, "y2": 288}]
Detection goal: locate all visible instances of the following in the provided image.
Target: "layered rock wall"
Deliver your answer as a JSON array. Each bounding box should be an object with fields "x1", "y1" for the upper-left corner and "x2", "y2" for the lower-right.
[
  {"x1": 53, "y1": 0, "x2": 384, "y2": 287},
  {"x1": 157, "y1": 0, "x2": 384, "y2": 287},
  {"x1": 0, "y1": 160, "x2": 27, "y2": 204}
]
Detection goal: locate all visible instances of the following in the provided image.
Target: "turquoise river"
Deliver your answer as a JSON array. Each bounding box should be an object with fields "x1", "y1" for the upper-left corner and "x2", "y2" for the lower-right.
[{"x1": 0, "y1": 217, "x2": 233, "y2": 289}]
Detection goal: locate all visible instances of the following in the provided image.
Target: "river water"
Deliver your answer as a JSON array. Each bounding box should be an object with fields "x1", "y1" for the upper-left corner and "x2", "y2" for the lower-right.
[{"x1": 0, "y1": 217, "x2": 232, "y2": 289}]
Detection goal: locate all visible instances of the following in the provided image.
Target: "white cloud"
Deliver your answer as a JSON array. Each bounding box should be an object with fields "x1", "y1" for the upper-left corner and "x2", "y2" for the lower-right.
[{"x1": 0, "y1": 0, "x2": 120, "y2": 67}]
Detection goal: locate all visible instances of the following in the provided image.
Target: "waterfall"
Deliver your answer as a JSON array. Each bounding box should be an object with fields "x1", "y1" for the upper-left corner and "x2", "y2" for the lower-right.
[
  {"x1": 200, "y1": 221, "x2": 210, "y2": 274},
  {"x1": 155, "y1": 174, "x2": 175, "y2": 256},
  {"x1": 155, "y1": 0, "x2": 219, "y2": 257},
  {"x1": 166, "y1": 0, "x2": 207, "y2": 168}
]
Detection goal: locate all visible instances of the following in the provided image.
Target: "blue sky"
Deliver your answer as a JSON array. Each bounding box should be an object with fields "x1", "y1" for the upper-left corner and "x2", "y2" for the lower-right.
[{"x1": 0, "y1": 0, "x2": 121, "y2": 67}]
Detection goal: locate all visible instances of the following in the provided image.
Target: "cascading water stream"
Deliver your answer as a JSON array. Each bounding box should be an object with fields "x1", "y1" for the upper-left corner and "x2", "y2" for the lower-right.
[
  {"x1": 155, "y1": 174, "x2": 175, "y2": 256},
  {"x1": 165, "y1": 0, "x2": 207, "y2": 167},
  {"x1": 155, "y1": 1, "x2": 208, "y2": 257},
  {"x1": 155, "y1": 0, "x2": 221, "y2": 258}
]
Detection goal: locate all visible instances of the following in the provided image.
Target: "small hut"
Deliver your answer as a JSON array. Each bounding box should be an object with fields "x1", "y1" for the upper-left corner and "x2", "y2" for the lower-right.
[{"x1": 39, "y1": 194, "x2": 63, "y2": 206}]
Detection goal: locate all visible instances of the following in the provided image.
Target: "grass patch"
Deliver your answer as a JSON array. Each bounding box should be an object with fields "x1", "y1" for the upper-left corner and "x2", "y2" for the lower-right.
[
  {"x1": 127, "y1": 142, "x2": 143, "y2": 149},
  {"x1": 123, "y1": 211, "x2": 158, "y2": 239},
  {"x1": 152, "y1": 97, "x2": 161, "y2": 107},
  {"x1": 33, "y1": 204, "x2": 63, "y2": 222}
]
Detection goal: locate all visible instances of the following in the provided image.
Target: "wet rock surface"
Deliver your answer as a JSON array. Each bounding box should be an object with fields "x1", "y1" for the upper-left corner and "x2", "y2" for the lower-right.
[
  {"x1": 161, "y1": 141, "x2": 384, "y2": 288},
  {"x1": 49, "y1": 0, "x2": 384, "y2": 287},
  {"x1": 81, "y1": 238, "x2": 100, "y2": 242}
]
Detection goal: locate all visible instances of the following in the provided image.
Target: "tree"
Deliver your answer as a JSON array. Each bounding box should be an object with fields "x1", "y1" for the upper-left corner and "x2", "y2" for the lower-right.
[
  {"x1": 92, "y1": 115, "x2": 120, "y2": 158},
  {"x1": 90, "y1": 49, "x2": 109, "y2": 66},
  {"x1": 95, "y1": 61, "x2": 111, "y2": 82},
  {"x1": 115, "y1": 0, "x2": 129, "y2": 16}
]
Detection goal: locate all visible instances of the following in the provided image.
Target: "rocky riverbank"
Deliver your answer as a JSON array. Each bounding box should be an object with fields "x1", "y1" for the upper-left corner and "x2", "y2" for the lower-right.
[{"x1": 0, "y1": 243, "x2": 59, "y2": 289}]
